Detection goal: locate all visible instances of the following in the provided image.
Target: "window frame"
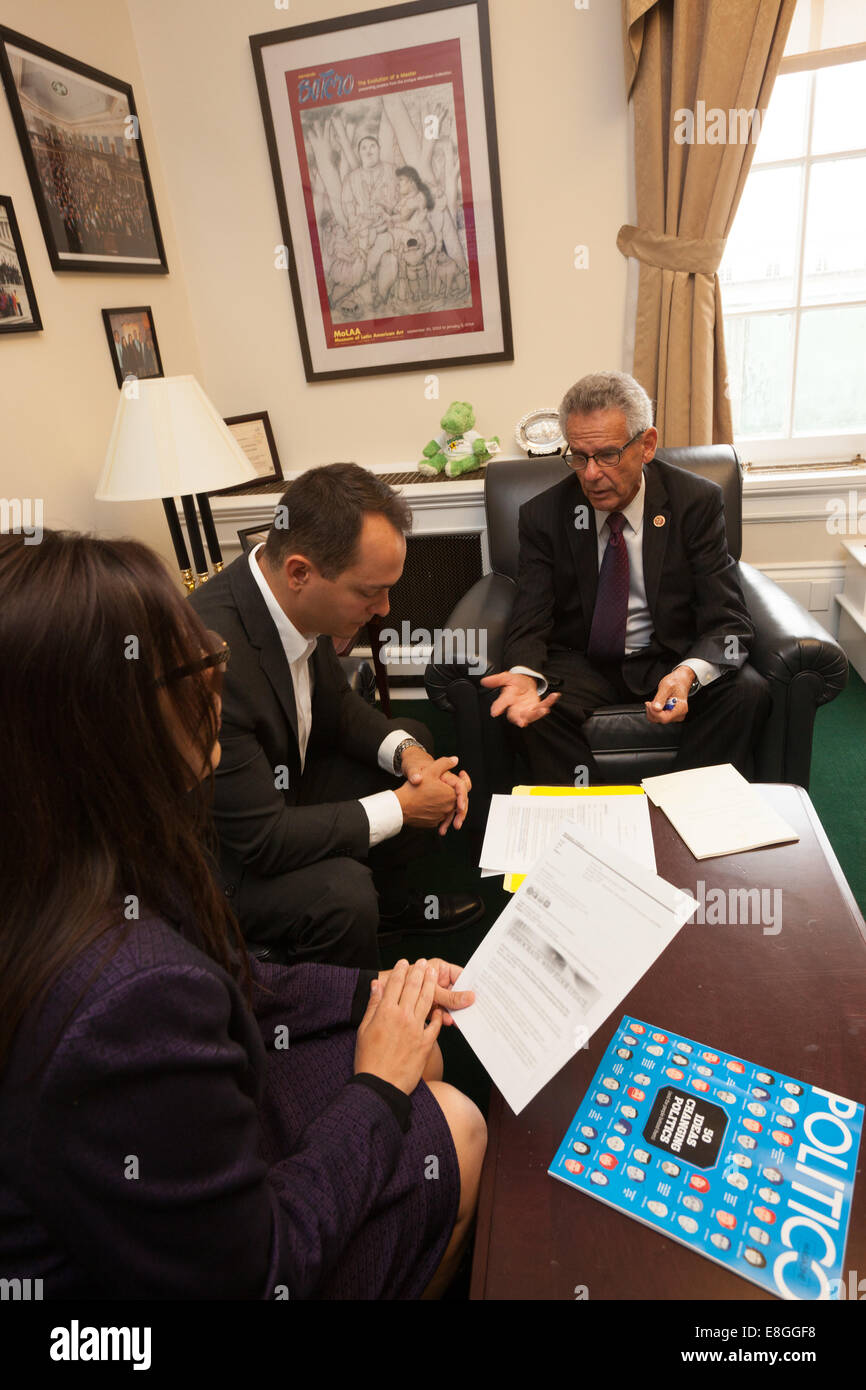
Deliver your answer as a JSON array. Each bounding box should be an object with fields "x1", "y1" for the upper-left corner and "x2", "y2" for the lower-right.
[{"x1": 722, "y1": 38, "x2": 866, "y2": 472}]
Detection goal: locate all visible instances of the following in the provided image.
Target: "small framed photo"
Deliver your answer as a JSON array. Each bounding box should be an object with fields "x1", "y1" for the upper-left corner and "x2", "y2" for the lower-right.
[
  {"x1": 0, "y1": 25, "x2": 168, "y2": 273},
  {"x1": 215, "y1": 411, "x2": 284, "y2": 495},
  {"x1": 0, "y1": 194, "x2": 42, "y2": 333},
  {"x1": 237, "y1": 523, "x2": 271, "y2": 554},
  {"x1": 102, "y1": 305, "x2": 163, "y2": 387}
]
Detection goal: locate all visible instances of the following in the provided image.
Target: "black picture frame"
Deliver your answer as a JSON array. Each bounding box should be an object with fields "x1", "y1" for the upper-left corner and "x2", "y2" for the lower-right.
[
  {"x1": 214, "y1": 411, "x2": 285, "y2": 495},
  {"x1": 0, "y1": 194, "x2": 42, "y2": 333},
  {"x1": 237, "y1": 523, "x2": 272, "y2": 554},
  {"x1": 0, "y1": 25, "x2": 168, "y2": 274},
  {"x1": 250, "y1": 0, "x2": 512, "y2": 381},
  {"x1": 101, "y1": 305, "x2": 163, "y2": 387}
]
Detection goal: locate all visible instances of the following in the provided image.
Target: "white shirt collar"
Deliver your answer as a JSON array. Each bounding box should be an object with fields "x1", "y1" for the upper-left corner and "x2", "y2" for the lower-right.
[
  {"x1": 248, "y1": 543, "x2": 317, "y2": 663},
  {"x1": 592, "y1": 471, "x2": 646, "y2": 537}
]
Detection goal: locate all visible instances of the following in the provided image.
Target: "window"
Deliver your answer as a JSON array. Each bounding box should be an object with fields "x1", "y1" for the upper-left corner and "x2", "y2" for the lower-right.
[{"x1": 721, "y1": 0, "x2": 866, "y2": 468}]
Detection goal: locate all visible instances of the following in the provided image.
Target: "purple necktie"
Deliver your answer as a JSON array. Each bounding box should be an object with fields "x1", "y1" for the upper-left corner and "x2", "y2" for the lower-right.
[{"x1": 587, "y1": 511, "x2": 629, "y2": 663}]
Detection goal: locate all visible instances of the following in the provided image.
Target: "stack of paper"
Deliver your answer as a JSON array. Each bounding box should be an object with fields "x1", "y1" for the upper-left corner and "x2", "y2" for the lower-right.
[
  {"x1": 641, "y1": 764, "x2": 799, "y2": 860},
  {"x1": 479, "y1": 787, "x2": 657, "y2": 887},
  {"x1": 455, "y1": 828, "x2": 697, "y2": 1114}
]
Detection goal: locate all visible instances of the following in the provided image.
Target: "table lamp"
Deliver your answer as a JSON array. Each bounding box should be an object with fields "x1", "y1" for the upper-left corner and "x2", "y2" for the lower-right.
[{"x1": 96, "y1": 375, "x2": 259, "y2": 591}]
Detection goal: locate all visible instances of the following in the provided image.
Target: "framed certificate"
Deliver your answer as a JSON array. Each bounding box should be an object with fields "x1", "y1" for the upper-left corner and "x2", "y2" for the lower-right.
[{"x1": 215, "y1": 411, "x2": 284, "y2": 495}]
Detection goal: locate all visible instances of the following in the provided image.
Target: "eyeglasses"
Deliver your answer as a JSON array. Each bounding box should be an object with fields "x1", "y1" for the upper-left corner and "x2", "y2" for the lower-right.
[
  {"x1": 563, "y1": 430, "x2": 646, "y2": 473},
  {"x1": 154, "y1": 630, "x2": 230, "y2": 689}
]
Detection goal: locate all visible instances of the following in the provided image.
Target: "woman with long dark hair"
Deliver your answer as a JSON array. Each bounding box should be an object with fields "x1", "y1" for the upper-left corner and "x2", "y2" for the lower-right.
[{"x1": 0, "y1": 531, "x2": 485, "y2": 1299}]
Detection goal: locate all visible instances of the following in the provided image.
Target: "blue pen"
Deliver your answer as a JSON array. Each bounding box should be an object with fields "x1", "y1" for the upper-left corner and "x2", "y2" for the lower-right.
[{"x1": 663, "y1": 697, "x2": 678, "y2": 711}]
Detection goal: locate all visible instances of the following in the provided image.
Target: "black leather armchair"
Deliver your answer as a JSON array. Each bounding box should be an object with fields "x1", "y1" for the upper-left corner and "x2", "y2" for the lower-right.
[{"x1": 424, "y1": 448, "x2": 848, "y2": 826}]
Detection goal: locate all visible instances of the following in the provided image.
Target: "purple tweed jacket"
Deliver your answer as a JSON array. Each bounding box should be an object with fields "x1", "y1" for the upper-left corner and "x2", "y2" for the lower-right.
[{"x1": 0, "y1": 914, "x2": 413, "y2": 1299}]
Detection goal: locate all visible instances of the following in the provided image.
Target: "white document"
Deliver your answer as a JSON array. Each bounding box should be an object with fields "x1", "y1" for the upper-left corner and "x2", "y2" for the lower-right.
[
  {"x1": 641, "y1": 764, "x2": 799, "y2": 860},
  {"x1": 479, "y1": 793, "x2": 657, "y2": 876},
  {"x1": 453, "y1": 828, "x2": 697, "y2": 1115}
]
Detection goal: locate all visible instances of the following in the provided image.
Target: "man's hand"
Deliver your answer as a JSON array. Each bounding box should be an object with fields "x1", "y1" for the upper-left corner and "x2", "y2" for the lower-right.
[
  {"x1": 400, "y1": 746, "x2": 471, "y2": 834},
  {"x1": 480, "y1": 671, "x2": 560, "y2": 728},
  {"x1": 376, "y1": 957, "x2": 474, "y2": 1026},
  {"x1": 394, "y1": 755, "x2": 458, "y2": 829},
  {"x1": 645, "y1": 666, "x2": 695, "y2": 725}
]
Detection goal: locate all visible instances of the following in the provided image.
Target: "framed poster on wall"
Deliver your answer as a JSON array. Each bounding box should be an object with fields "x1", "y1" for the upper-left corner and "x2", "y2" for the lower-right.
[{"x1": 250, "y1": 0, "x2": 512, "y2": 381}]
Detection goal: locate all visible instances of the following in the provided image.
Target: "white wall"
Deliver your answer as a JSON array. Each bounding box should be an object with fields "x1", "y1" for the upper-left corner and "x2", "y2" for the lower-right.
[{"x1": 124, "y1": 0, "x2": 631, "y2": 477}]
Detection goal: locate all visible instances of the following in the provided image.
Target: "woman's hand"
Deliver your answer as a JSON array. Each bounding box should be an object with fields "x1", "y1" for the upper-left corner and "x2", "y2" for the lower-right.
[
  {"x1": 354, "y1": 959, "x2": 443, "y2": 1095},
  {"x1": 375, "y1": 957, "x2": 474, "y2": 1025}
]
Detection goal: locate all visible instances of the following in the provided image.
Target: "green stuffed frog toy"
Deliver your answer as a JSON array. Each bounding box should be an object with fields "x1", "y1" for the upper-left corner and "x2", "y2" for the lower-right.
[{"x1": 418, "y1": 401, "x2": 500, "y2": 478}]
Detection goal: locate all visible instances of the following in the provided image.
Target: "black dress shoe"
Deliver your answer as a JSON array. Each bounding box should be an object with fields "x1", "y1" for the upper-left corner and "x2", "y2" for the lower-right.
[{"x1": 378, "y1": 890, "x2": 485, "y2": 941}]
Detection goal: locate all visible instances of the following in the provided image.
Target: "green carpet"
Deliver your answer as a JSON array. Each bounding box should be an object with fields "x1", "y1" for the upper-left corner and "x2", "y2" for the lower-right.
[
  {"x1": 386, "y1": 674, "x2": 866, "y2": 1114},
  {"x1": 808, "y1": 667, "x2": 866, "y2": 916}
]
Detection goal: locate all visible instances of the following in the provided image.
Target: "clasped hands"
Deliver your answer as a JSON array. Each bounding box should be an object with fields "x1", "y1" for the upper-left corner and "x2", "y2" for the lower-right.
[
  {"x1": 354, "y1": 957, "x2": 474, "y2": 1095},
  {"x1": 395, "y1": 745, "x2": 471, "y2": 835}
]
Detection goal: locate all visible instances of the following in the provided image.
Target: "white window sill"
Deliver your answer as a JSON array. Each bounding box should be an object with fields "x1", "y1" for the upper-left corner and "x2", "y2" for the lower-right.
[{"x1": 743, "y1": 465, "x2": 866, "y2": 496}]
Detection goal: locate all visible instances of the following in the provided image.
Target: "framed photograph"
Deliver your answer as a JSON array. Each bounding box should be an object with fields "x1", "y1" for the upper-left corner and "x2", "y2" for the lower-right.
[
  {"x1": 250, "y1": 0, "x2": 512, "y2": 381},
  {"x1": 214, "y1": 411, "x2": 285, "y2": 495},
  {"x1": 102, "y1": 305, "x2": 163, "y2": 387},
  {"x1": 237, "y1": 524, "x2": 272, "y2": 554},
  {"x1": 0, "y1": 195, "x2": 42, "y2": 333},
  {"x1": 0, "y1": 26, "x2": 168, "y2": 273}
]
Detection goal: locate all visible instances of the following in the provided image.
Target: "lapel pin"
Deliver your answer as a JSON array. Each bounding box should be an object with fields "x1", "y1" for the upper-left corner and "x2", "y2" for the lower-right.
[{"x1": 653, "y1": 514, "x2": 666, "y2": 527}]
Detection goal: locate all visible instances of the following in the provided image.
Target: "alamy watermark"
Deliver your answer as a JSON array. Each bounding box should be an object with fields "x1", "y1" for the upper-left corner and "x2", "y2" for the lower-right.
[
  {"x1": 378, "y1": 622, "x2": 487, "y2": 675},
  {"x1": 674, "y1": 102, "x2": 762, "y2": 146},
  {"x1": 825, "y1": 491, "x2": 866, "y2": 536},
  {"x1": 688, "y1": 880, "x2": 782, "y2": 935},
  {"x1": 1, "y1": 497, "x2": 43, "y2": 544},
  {"x1": 1, "y1": 1277, "x2": 43, "y2": 1300}
]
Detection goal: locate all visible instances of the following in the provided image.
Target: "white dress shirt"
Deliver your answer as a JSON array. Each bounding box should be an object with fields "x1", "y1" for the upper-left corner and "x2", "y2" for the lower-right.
[
  {"x1": 511, "y1": 475, "x2": 721, "y2": 694},
  {"x1": 249, "y1": 545, "x2": 412, "y2": 847}
]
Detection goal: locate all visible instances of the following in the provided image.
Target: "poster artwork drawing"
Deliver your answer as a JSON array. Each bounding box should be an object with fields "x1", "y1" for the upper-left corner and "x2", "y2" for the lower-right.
[{"x1": 293, "y1": 43, "x2": 478, "y2": 338}]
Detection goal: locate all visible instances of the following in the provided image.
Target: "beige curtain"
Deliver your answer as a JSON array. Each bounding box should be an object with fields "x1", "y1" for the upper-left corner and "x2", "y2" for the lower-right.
[{"x1": 618, "y1": 0, "x2": 796, "y2": 445}]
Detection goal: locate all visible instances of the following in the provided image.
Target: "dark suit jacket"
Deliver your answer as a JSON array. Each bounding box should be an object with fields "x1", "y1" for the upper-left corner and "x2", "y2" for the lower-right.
[
  {"x1": 502, "y1": 457, "x2": 754, "y2": 695},
  {"x1": 189, "y1": 553, "x2": 399, "y2": 888},
  {"x1": 0, "y1": 913, "x2": 410, "y2": 1299}
]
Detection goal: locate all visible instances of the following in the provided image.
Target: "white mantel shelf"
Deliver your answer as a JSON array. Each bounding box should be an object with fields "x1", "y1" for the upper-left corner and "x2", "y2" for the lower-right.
[{"x1": 204, "y1": 461, "x2": 490, "y2": 568}]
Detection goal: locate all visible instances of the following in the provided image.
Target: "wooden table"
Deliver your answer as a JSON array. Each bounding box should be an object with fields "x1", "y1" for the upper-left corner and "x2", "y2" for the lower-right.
[{"x1": 470, "y1": 785, "x2": 866, "y2": 1301}]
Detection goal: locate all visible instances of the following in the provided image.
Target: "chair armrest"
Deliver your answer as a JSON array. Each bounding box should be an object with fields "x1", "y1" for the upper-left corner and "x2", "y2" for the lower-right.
[
  {"x1": 426, "y1": 571, "x2": 516, "y2": 692},
  {"x1": 738, "y1": 561, "x2": 848, "y2": 703}
]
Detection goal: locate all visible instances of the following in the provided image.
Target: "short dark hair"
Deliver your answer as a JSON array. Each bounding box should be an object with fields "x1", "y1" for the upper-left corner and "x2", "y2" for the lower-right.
[{"x1": 261, "y1": 463, "x2": 411, "y2": 578}]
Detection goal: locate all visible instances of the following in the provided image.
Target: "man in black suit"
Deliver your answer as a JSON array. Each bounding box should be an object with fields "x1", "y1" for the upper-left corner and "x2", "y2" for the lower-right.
[
  {"x1": 190, "y1": 463, "x2": 483, "y2": 969},
  {"x1": 482, "y1": 372, "x2": 770, "y2": 783}
]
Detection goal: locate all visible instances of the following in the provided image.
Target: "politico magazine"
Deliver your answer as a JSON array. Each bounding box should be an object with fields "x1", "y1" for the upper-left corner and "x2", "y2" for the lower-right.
[{"x1": 549, "y1": 1016, "x2": 863, "y2": 1300}]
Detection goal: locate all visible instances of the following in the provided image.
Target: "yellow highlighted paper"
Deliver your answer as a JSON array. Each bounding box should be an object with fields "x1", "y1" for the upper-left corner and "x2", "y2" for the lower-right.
[{"x1": 504, "y1": 785, "x2": 645, "y2": 891}]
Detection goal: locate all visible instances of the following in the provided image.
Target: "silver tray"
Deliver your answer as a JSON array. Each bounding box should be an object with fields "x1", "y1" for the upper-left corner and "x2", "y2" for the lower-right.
[{"x1": 515, "y1": 408, "x2": 565, "y2": 455}]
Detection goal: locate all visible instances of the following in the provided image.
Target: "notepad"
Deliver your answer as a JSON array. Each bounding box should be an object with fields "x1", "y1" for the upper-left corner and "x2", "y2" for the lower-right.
[{"x1": 640, "y1": 764, "x2": 799, "y2": 860}]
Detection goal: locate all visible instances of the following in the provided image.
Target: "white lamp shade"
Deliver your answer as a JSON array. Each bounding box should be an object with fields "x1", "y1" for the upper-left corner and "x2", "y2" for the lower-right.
[{"x1": 96, "y1": 375, "x2": 260, "y2": 501}]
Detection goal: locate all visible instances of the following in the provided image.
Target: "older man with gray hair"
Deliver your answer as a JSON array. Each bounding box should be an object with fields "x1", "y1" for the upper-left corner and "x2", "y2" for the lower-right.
[{"x1": 481, "y1": 371, "x2": 770, "y2": 782}]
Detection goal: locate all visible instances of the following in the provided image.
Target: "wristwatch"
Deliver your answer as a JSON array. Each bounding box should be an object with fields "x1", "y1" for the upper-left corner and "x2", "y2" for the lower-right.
[{"x1": 392, "y1": 736, "x2": 424, "y2": 775}]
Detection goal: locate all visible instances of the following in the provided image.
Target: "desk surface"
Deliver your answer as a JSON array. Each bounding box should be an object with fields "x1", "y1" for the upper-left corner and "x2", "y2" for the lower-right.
[{"x1": 470, "y1": 785, "x2": 866, "y2": 1301}]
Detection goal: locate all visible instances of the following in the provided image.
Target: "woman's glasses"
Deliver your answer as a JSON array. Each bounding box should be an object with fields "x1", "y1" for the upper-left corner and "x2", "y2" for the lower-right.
[{"x1": 153, "y1": 631, "x2": 230, "y2": 690}]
